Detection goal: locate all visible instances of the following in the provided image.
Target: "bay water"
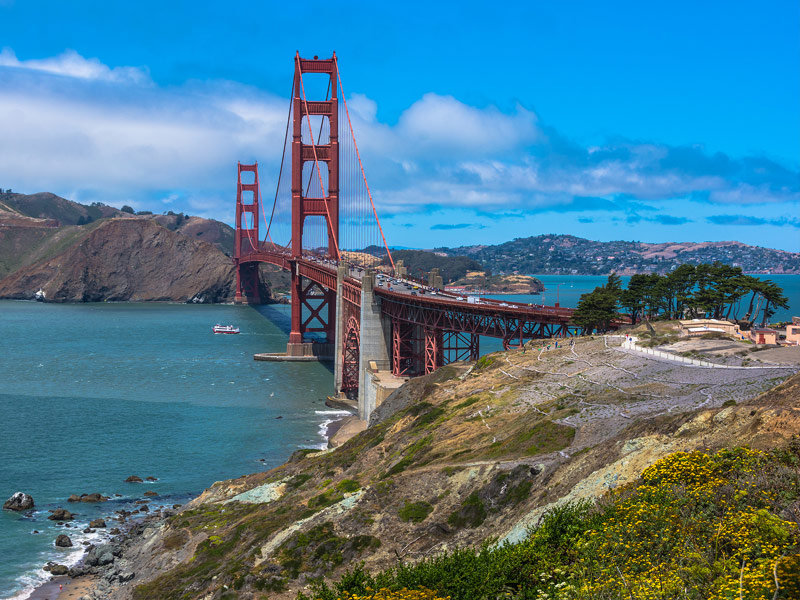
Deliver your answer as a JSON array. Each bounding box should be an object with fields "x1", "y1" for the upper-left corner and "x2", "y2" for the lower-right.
[{"x1": 0, "y1": 301, "x2": 335, "y2": 599}]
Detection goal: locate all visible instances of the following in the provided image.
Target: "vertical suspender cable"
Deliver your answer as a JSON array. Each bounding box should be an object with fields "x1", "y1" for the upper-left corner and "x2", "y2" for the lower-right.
[
  {"x1": 262, "y1": 74, "x2": 295, "y2": 252},
  {"x1": 333, "y1": 54, "x2": 395, "y2": 272}
]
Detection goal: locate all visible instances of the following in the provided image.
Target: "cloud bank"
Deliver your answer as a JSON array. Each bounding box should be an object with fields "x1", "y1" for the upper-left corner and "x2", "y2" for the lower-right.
[{"x1": 0, "y1": 48, "x2": 796, "y2": 234}]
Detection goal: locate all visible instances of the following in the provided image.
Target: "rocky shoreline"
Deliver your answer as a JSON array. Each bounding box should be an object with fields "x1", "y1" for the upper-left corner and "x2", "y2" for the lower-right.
[{"x1": 19, "y1": 410, "x2": 363, "y2": 600}]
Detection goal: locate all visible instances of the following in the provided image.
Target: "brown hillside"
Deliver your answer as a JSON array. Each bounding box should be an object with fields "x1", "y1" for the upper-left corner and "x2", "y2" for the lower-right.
[{"x1": 0, "y1": 218, "x2": 235, "y2": 302}]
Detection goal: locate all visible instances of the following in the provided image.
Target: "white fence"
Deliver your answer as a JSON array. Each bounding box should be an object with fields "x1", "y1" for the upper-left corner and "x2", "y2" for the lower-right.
[{"x1": 612, "y1": 336, "x2": 792, "y2": 370}]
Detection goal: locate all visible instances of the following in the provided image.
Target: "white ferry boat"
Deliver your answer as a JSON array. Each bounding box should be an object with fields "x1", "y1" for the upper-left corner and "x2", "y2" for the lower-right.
[{"x1": 212, "y1": 324, "x2": 240, "y2": 334}]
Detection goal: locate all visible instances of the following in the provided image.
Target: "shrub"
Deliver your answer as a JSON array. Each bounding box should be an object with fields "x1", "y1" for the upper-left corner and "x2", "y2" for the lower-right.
[
  {"x1": 398, "y1": 501, "x2": 433, "y2": 524},
  {"x1": 313, "y1": 446, "x2": 800, "y2": 600}
]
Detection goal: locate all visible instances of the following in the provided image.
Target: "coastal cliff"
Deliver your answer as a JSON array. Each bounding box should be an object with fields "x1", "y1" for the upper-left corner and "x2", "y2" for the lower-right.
[
  {"x1": 65, "y1": 333, "x2": 800, "y2": 600},
  {"x1": 0, "y1": 219, "x2": 237, "y2": 302},
  {"x1": 0, "y1": 191, "x2": 291, "y2": 303}
]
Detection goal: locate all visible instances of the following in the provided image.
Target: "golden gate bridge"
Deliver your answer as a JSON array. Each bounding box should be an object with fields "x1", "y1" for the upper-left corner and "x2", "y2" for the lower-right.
[{"x1": 233, "y1": 53, "x2": 580, "y2": 419}]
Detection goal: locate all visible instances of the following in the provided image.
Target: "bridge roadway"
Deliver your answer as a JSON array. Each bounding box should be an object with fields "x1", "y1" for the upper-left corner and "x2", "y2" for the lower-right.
[{"x1": 243, "y1": 247, "x2": 577, "y2": 347}]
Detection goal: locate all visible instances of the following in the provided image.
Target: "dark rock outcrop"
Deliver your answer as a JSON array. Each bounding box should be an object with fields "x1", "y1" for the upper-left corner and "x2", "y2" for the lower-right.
[
  {"x1": 89, "y1": 518, "x2": 106, "y2": 528},
  {"x1": 68, "y1": 492, "x2": 109, "y2": 502},
  {"x1": 125, "y1": 475, "x2": 143, "y2": 483},
  {"x1": 55, "y1": 534, "x2": 73, "y2": 547},
  {"x1": 3, "y1": 492, "x2": 34, "y2": 511},
  {"x1": 47, "y1": 508, "x2": 73, "y2": 521},
  {"x1": 45, "y1": 563, "x2": 69, "y2": 575}
]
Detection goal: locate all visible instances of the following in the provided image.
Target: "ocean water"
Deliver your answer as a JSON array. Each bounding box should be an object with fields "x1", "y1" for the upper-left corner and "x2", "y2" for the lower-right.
[{"x1": 0, "y1": 301, "x2": 335, "y2": 599}]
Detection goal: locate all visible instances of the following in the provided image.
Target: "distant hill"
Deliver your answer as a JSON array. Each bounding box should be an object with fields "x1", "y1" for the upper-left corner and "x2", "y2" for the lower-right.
[
  {"x1": 0, "y1": 191, "x2": 281, "y2": 303},
  {"x1": 0, "y1": 192, "x2": 235, "y2": 275},
  {"x1": 437, "y1": 235, "x2": 800, "y2": 275}
]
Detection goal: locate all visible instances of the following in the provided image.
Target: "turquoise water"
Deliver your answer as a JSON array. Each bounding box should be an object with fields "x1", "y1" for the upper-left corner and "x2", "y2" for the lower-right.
[{"x1": 0, "y1": 301, "x2": 335, "y2": 599}]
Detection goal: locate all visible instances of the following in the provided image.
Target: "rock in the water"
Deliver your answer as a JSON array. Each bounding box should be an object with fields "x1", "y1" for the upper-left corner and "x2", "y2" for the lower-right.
[
  {"x1": 3, "y1": 492, "x2": 34, "y2": 511},
  {"x1": 145, "y1": 476, "x2": 158, "y2": 481},
  {"x1": 69, "y1": 492, "x2": 109, "y2": 503},
  {"x1": 48, "y1": 508, "x2": 74, "y2": 521},
  {"x1": 50, "y1": 564, "x2": 68, "y2": 575},
  {"x1": 55, "y1": 534, "x2": 73, "y2": 547},
  {"x1": 83, "y1": 528, "x2": 94, "y2": 534},
  {"x1": 110, "y1": 528, "x2": 121, "y2": 535},
  {"x1": 125, "y1": 475, "x2": 143, "y2": 483},
  {"x1": 143, "y1": 491, "x2": 157, "y2": 497},
  {"x1": 84, "y1": 493, "x2": 108, "y2": 502},
  {"x1": 89, "y1": 518, "x2": 106, "y2": 528}
]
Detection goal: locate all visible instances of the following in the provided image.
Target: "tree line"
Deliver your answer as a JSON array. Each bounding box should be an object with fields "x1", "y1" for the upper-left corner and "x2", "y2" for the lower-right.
[{"x1": 573, "y1": 262, "x2": 789, "y2": 333}]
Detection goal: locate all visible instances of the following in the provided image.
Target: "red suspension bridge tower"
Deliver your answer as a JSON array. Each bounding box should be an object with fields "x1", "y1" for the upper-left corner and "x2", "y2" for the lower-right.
[
  {"x1": 288, "y1": 53, "x2": 340, "y2": 352},
  {"x1": 233, "y1": 162, "x2": 261, "y2": 304}
]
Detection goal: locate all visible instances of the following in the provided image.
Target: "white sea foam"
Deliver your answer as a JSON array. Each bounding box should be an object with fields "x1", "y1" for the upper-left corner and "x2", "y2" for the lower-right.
[{"x1": 313, "y1": 409, "x2": 355, "y2": 449}]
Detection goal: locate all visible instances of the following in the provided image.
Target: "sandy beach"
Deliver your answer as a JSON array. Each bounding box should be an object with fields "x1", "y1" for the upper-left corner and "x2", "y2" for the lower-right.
[
  {"x1": 25, "y1": 575, "x2": 96, "y2": 600},
  {"x1": 327, "y1": 415, "x2": 367, "y2": 448}
]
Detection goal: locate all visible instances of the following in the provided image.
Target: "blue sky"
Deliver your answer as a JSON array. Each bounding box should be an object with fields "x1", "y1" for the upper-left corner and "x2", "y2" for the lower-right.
[{"x1": 0, "y1": 0, "x2": 798, "y2": 251}]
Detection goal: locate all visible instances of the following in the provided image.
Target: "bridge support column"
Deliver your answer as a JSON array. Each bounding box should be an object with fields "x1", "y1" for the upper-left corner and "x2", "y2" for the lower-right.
[
  {"x1": 423, "y1": 327, "x2": 443, "y2": 374},
  {"x1": 234, "y1": 262, "x2": 261, "y2": 304},
  {"x1": 357, "y1": 271, "x2": 390, "y2": 421},
  {"x1": 288, "y1": 263, "x2": 303, "y2": 348},
  {"x1": 334, "y1": 263, "x2": 346, "y2": 392}
]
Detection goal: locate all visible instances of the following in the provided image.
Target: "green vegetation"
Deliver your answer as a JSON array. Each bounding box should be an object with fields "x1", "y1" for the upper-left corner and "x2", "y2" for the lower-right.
[
  {"x1": 453, "y1": 395, "x2": 481, "y2": 410},
  {"x1": 474, "y1": 355, "x2": 496, "y2": 371},
  {"x1": 487, "y1": 419, "x2": 575, "y2": 458},
  {"x1": 573, "y1": 263, "x2": 788, "y2": 332},
  {"x1": 336, "y1": 479, "x2": 361, "y2": 493},
  {"x1": 398, "y1": 501, "x2": 433, "y2": 523},
  {"x1": 384, "y1": 250, "x2": 485, "y2": 284},
  {"x1": 276, "y1": 522, "x2": 381, "y2": 581},
  {"x1": 306, "y1": 444, "x2": 800, "y2": 600},
  {"x1": 447, "y1": 492, "x2": 487, "y2": 529},
  {"x1": 381, "y1": 436, "x2": 433, "y2": 479}
]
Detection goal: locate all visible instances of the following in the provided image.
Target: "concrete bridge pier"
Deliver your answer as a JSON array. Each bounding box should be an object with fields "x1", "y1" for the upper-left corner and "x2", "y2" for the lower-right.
[{"x1": 357, "y1": 271, "x2": 391, "y2": 420}]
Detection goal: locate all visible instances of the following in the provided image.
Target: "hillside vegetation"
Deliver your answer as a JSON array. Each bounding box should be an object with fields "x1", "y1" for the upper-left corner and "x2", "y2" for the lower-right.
[
  {"x1": 85, "y1": 334, "x2": 800, "y2": 600},
  {"x1": 384, "y1": 250, "x2": 484, "y2": 283}
]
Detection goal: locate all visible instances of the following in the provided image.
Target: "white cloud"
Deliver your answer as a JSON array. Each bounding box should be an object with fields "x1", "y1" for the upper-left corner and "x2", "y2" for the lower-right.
[
  {"x1": 0, "y1": 47, "x2": 150, "y2": 83},
  {"x1": 0, "y1": 47, "x2": 795, "y2": 228}
]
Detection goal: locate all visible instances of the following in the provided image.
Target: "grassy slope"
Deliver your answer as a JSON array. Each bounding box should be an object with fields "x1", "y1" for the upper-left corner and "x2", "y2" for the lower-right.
[{"x1": 127, "y1": 339, "x2": 799, "y2": 600}]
